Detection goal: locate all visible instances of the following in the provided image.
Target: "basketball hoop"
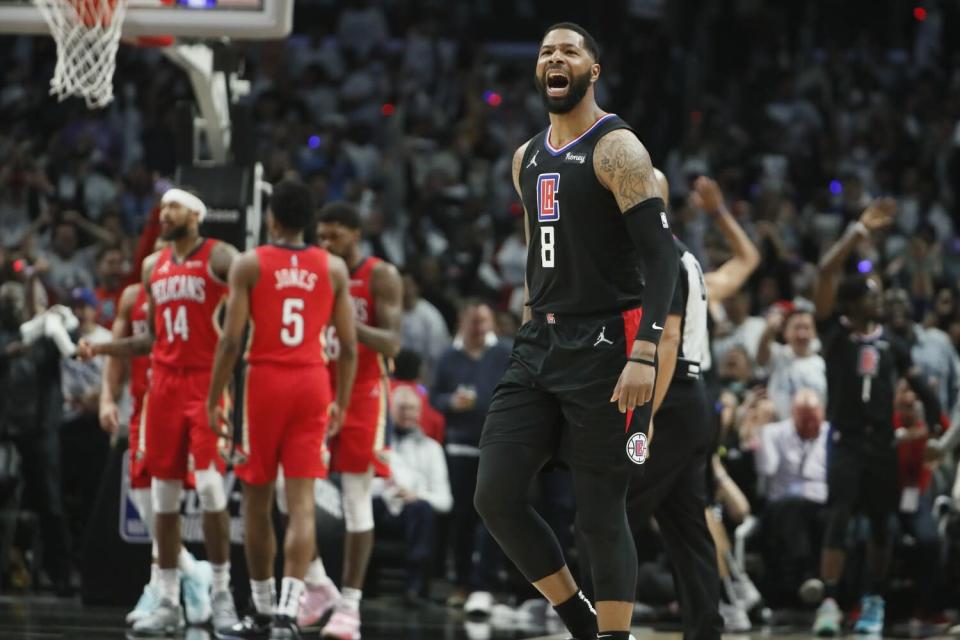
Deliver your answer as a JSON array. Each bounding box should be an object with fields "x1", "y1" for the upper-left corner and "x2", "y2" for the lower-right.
[{"x1": 33, "y1": 0, "x2": 129, "y2": 108}]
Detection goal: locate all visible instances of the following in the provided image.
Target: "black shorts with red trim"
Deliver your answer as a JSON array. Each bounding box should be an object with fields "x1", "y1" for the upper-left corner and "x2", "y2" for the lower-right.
[{"x1": 480, "y1": 308, "x2": 652, "y2": 472}]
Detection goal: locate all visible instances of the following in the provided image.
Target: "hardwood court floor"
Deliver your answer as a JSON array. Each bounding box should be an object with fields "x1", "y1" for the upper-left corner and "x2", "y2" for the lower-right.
[{"x1": 0, "y1": 594, "x2": 954, "y2": 639}]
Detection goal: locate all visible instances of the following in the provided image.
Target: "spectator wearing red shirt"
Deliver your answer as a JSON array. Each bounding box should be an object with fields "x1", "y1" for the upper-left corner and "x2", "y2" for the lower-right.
[{"x1": 893, "y1": 380, "x2": 948, "y2": 619}]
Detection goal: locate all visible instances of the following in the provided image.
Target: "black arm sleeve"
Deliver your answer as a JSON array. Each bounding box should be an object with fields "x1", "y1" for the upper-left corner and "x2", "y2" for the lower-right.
[{"x1": 623, "y1": 198, "x2": 679, "y2": 345}]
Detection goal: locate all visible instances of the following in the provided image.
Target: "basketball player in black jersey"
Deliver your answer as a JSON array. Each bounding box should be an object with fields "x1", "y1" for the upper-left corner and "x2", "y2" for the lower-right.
[
  {"x1": 473, "y1": 23, "x2": 679, "y2": 640},
  {"x1": 810, "y1": 199, "x2": 942, "y2": 636}
]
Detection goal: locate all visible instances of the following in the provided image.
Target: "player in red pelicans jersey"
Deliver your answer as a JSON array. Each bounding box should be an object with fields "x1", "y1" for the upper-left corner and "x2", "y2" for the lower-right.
[
  {"x1": 297, "y1": 202, "x2": 402, "y2": 639},
  {"x1": 97, "y1": 269, "x2": 213, "y2": 627},
  {"x1": 79, "y1": 188, "x2": 239, "y2": 634},
  {"x1": 207, "y1": 180, "x2": 358, "y2": 639}
]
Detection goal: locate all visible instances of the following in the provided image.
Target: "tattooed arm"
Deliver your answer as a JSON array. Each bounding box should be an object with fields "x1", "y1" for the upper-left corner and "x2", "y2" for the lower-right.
[{"x1": 595, "y1": 128, "x2": 679, "y2": 410}]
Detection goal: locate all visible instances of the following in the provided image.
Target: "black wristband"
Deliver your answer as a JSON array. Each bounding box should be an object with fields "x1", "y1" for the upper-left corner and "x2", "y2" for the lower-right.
[{"x1": 628, "y1": 357, "x2": 656, "y2": 367}]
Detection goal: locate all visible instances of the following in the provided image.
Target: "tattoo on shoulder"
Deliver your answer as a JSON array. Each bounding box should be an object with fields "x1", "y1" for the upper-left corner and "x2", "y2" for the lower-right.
[{"x1": 595, "y1": 131, "x2": 660, "y2": 211}]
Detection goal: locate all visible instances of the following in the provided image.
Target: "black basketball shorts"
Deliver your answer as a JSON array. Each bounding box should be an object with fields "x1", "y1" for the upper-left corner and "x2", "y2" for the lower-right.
[
  {"x1": 480, "y1": 308, "x2": 652, "y2": 472},
  {"x1": 826, "y1": 428, "x2": 899, "y2": 516}
]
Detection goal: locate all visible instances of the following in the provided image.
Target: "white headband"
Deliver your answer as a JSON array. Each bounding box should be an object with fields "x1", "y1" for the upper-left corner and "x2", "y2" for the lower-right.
[{"x1": 161, "y1": 188, "x2": 207, "y2": 222}]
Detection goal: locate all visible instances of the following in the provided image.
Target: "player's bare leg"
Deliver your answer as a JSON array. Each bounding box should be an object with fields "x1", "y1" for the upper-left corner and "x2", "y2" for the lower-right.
[
  {"x1": 203, "y1": 509, "x2": 232, "y2": 565},
  {"x1": 282, "y1": 478, "x2": 316, "y2": 581},
  {"x1": 244, "y1": 483, "x2": 278, "y2": 613},
  {"x1": 342, "y1": 531, "x2": 374, "y2": 592},
  {"x1": 193, "y1": 467, "x2": 237, "y2": 629},
  {"x1": 133, "y1": 479, "x2": 187, "y2": 635},
  {"x1": 531, "y1": 567, "x2": 578, "y2": 604},
  {"x1": 322, "y1": 470, "x2": 374, "y2": 639},
  {"x1": 265, "y1": 476, "x2": 317, "y2": 637},
  {"x1": 215, "y1": 481, "x2": 278, "y2": 639},
  {"x1": 291, "y1": 476, "x2": 339, "y2": 629}
]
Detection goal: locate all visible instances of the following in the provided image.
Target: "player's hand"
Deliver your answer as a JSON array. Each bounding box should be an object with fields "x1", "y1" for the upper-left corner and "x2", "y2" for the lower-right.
[
  {"x1": 611, "y1": 361, "x2": 655, "y2": 413},
  {"x1": 207, "y1": 403, "x2": 231, "y2": 439},
  {"x1": 690, "y1": 176, "x2": 724, "y2": 214},
  {"x1": 859, "y1": 197, "x2": 896, "y2": 232},
  {"x1": 75, "y1": 338, "x2": 97, "y2": 361},
  {"x1": 327, "y1": 402, "x2": 343, "y2": 438},
  {"x1": 99, "y1": 400, "x2": 120, "y2": 435}
]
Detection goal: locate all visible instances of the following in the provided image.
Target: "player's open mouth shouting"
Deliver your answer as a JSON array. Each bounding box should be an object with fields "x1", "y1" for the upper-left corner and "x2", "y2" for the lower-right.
[{"x1": 545, "y1": 68, "x2": 570, "y2": 98}]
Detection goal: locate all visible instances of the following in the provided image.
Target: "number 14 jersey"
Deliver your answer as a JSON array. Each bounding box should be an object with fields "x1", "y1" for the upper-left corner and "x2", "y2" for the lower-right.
[
  {"x1": 246, "y1": 244, "x2": 334, "y2": 366},
  {"x1": 150, "y1": 239, "x2": 228, "y2": 369}
]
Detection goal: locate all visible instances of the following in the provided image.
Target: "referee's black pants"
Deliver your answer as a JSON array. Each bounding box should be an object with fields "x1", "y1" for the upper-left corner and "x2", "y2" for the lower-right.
[{"x1": 579, "y1": 378, "x2": 723, "y2": 640}]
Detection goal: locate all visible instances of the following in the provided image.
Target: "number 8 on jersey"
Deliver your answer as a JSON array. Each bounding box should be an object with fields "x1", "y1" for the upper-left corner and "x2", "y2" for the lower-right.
[{"x1": 537, "y1": 173, "x2": 560, "y2": 268}]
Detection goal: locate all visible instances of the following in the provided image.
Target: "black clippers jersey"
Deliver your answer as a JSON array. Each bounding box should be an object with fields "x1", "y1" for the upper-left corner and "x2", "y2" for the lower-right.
[
  {"x1": 819, "y1": 317, "x2": 911, "y2": 432},
  {"x1": 520, "y1": 113, "x2": 644, "y2": 315}
]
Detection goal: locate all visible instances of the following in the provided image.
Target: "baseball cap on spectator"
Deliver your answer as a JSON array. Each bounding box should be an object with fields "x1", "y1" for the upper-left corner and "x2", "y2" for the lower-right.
[{"x1": 70, "y1": 287, "x2": 98, "y2": 309}]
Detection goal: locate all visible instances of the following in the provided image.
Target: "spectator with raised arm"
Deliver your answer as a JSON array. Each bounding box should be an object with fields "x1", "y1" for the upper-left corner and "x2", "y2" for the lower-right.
[
  {"x1": 693, "y1": 177, "x2": 762, "y2": 304},
  {"x1": 810, "y1": 199, "x2": 943, "y2": 636},
  {"x1": 757, "y1": 307, "x2": 827, "y2": 420}
]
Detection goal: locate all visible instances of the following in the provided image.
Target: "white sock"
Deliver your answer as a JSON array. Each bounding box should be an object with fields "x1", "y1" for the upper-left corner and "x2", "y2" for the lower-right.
[
  {"x1": 341, "y1": 587, "x2": 362, "y2": 613},
  {"x1": 278, "y1": 577, "x2": 305, "y2": 619},
  {"x1": 149, "y1": 563, "x2": 160, "y2": 589},
  {"x1": 250, "y1": 578, "x2": 275, "y2": 615},
  {"x1": 177, "y1": 548, "x2": 197, "y2": 576},
  {"x1": 159, "y1": 568, "x2": 180, "y2": 603},
  {"x1": 305, "y1": 557, "x2": 329, "y2": 587},
  {"x1": 212, "y1": 563, "x2": 231, "y2": 593}
]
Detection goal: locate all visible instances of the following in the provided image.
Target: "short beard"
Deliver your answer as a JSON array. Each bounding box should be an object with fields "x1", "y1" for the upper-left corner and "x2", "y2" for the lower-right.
[
  {"x1": 161, "y1": 224, "x2": 189, "y2": 241},
  {"x1": 536, "y1": 70, "x2": 591, "y2": 114}
]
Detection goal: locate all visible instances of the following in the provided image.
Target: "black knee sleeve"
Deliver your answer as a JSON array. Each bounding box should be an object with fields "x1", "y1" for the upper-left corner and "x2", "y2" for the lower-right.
[
  {"x1": 574, "y1": 467, "x2": 637, "y2": 602},
  {"x1": 475, "y1": 443, "x2": 566, "y2": 582}
]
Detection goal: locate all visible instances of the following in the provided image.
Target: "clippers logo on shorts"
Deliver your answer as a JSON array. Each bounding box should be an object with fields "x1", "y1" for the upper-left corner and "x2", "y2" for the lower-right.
[
  {"x1": 626, "y1": 432, "x2": 648, "y2": 465},
  {"x1": 537, "y1": 173, "x2": 560, "y2": 222},
  {"x1": 857, "y1": 344, "x2": 880, "y2": 376}
]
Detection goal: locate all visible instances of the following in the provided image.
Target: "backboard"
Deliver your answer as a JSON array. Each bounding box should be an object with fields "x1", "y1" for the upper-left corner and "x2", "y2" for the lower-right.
[{"x1": 0, "y1": 0, "x2": 292, "y2": 39}]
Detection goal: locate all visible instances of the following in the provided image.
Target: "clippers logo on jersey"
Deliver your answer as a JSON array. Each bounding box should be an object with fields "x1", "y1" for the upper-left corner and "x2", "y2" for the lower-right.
[
  {"x1": 537, "y1": 173, "x2": 560, "y2": 222},
  {"x1": 626, "y1": 432, "x2": 648, "y2": 465},
  {"x1": 857, "y1": 344, "x2": 880, "y2": 376},
  {"x1": 151, "y1": 275, "x2": 207, "y2": 305}
]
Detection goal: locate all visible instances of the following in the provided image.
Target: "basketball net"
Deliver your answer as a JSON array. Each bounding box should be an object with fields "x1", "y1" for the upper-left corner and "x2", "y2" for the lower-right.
[{"x1": 34, "y1": 0, "x2": 129, "y2": 109}]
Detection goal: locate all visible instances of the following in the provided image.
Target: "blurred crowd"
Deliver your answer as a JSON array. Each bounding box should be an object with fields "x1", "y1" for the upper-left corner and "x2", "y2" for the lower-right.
[{"x1": 2, "y1": 0, "x2": 960, "y2": 629}]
